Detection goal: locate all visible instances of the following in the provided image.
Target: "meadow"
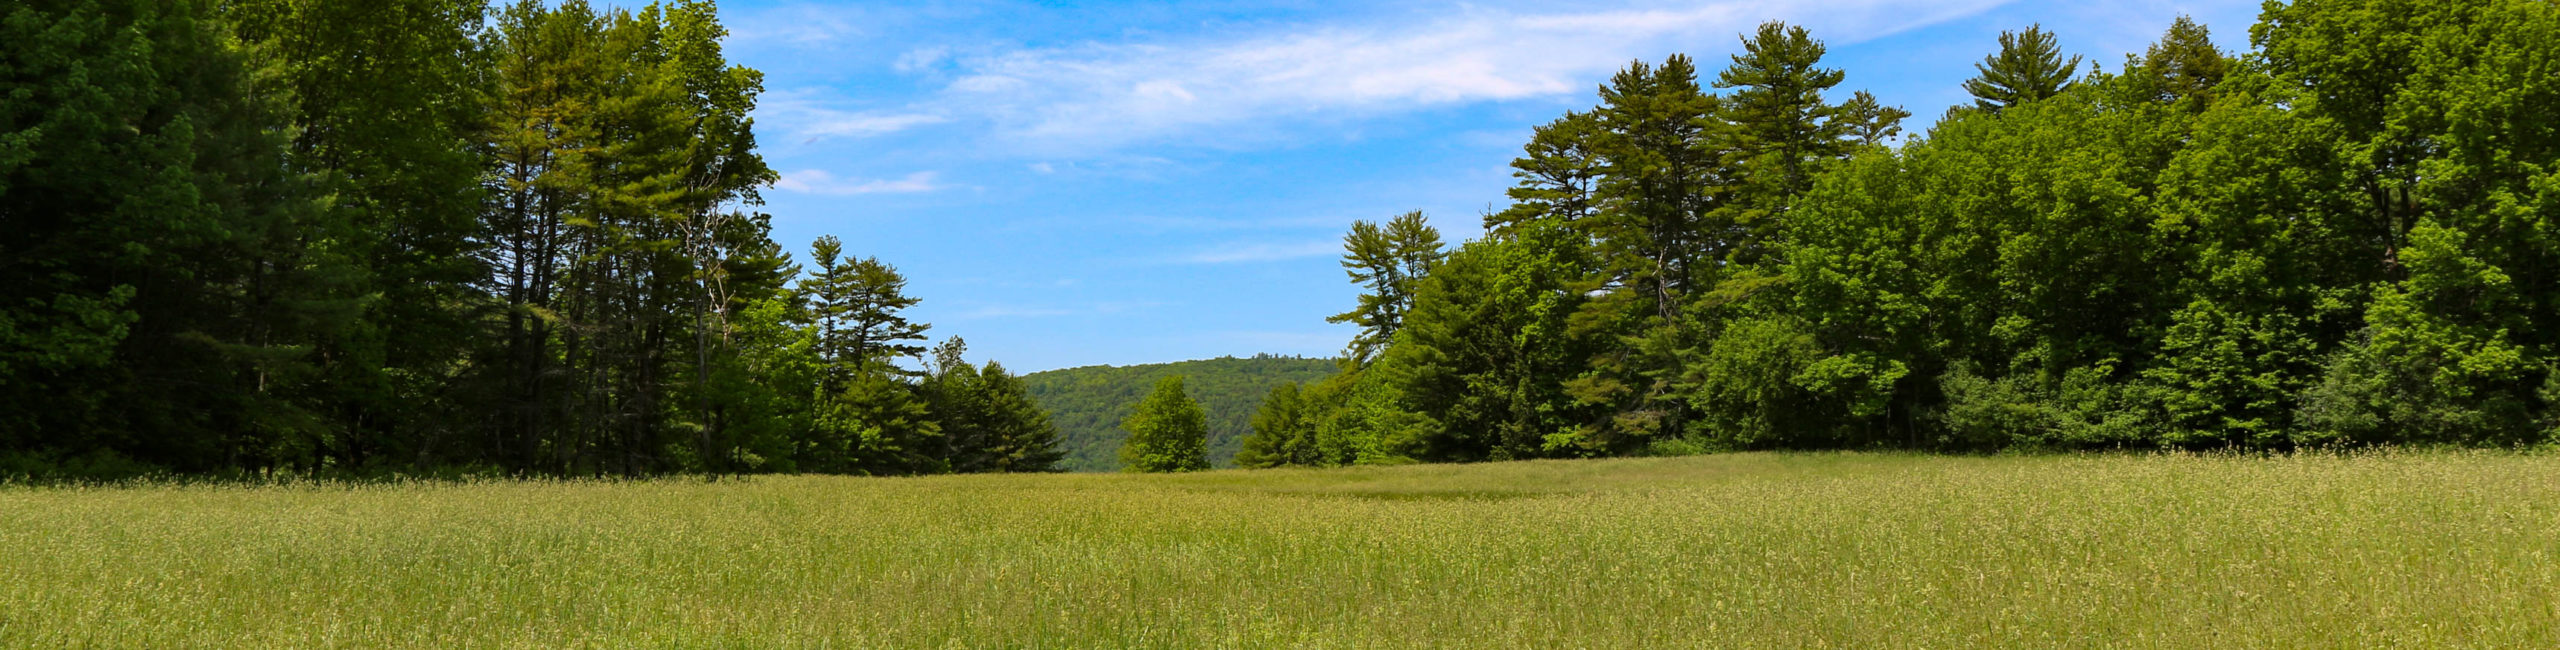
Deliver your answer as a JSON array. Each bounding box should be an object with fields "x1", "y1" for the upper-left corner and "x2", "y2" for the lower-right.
[{"x1": 3, "y1": 451, "x2": 2556, "y2": 648}]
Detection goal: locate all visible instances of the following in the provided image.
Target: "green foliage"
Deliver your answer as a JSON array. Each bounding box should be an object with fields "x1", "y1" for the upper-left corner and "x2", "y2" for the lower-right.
[
  {"x1": 1585, "y1": 54, "x2": 1719, "y2": 321},
  {"x1": 1234, "y1": 382, "x2": 1303, "y2": 469},
  {"x1": 2, "y1": 0, "x2": 340, "y2": 470},
  {"x1": 2127, "y1": 15, "x2": 2228, "y2": 109},
  {"x1": 1486, "y1": 110, "x2": 1605, "y2": 234},
  {"x1": 1327, "y1": 212, "x2": 1446, "y2": 362},
  {"x1": 1118, "y1": 377, "x2": 1209, "y2": 473},
  {"x1": 1682, "y1": 316, "x2": 1828, "y2": 448},
  {"x1": 15, "y1": 0, "x2": 2560, "y2": 477},
  {"x1": 1388, "y1": 221, "x2": 1603, "y2": 461},
  {"x1": 924, "y1": 338, "x2": 1066, "y2": 473},
  {"x1": 2298, "y1": 221, "x2": 2540, "y2": 445},
  {"x1": 1311, "y1": 370, "x2": 1430, "y2": 464},
  {"x1": 1963, "y1": 24, "x2": 2082, "y2": 111},
  {"x1": 1716, "y1": 22, "x2": 1850, "y2": 207},
  {"x1": 1280, "y1": 3, "x2": 2560, "y2": 466},
  {"x1": 1, "y1": 0, "x2": 1060, "y2": 478},
  {"x1": 1937, "y1": 362, "x2": 2146, "y2": 449},
  {"x1": 1020, "y1": 355, "x2": 1339, "y2": 471},
  {"x1": 807, "y1": 235, "x2": 928, "y2": 377}
]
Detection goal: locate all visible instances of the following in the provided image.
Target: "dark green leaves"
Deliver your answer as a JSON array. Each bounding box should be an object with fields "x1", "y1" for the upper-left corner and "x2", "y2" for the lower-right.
[
  {"x1": 1119, "y1": 376, "x2": 1209, "y2": 473},
  {"x1": 1964, "y1": 24, "x2": 2083, "y2": 111}
]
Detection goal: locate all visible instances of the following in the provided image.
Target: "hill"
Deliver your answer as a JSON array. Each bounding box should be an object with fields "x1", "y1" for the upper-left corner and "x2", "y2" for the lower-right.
[{"x1": 1021, "y1": 355, "x2": 1341, "y2": 471}]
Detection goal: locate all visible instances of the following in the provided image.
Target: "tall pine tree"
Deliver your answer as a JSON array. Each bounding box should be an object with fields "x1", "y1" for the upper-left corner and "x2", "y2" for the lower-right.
[{"x1": 1964, "y1": 24, "x2": 2083, "y2": 111}]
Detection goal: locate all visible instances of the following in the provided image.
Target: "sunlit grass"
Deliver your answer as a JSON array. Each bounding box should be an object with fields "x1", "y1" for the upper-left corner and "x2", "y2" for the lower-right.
[{"x1": 4, "y1": 451, "x2": 2556, "y2": 647}]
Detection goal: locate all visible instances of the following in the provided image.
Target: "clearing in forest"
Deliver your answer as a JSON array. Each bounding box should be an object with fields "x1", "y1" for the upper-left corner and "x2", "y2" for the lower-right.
[{"x1": 3, "y1": 451, "x2": 2556, "y2": 647}]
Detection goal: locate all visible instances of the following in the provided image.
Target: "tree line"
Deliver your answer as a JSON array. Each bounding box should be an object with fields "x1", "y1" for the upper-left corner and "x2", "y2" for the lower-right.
[
  {"x1": 0, "y1": 0, "x2": 1062, "y2": 478},
  {"x1": 1019, "y1": 355, "x2": 1338, "y2": 471},
  {"x1": 1237, "y1": 0, "x2": 2560, "y2": 469}
]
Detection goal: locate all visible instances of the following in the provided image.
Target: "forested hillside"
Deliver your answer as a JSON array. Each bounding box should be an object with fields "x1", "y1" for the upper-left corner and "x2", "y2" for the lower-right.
[
  {"x1": 1239, "y1": 1, "x2": 2560, "y2": 468},
  {"x1": 1022, "y1": 356, "x2": 1339, "y2": 471}
]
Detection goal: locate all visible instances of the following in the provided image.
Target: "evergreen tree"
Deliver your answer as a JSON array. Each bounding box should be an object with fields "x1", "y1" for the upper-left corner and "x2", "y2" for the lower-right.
[
  {"x1": 1389, "y1": 220, "x2": 1603, "y2": 460},
  {"x1": 480, "y1": 0, "x2": 594, "y2": 470},
  {"x1": 1833, "y1": 91, "x2": 1913, "y2": 148},
  {"x1": 1964, "y1": 24, "x2": 2083, "y2": 111},
  {"x1": 918, "y1": 337, "x2": 1061, "y2": 473},
  {"x1": 975, "y1": 361, "x2": 1066, "y2": 472},
  {"x1": 1327, "y1": 211, "x2": 1444, "y2": 362},
  {"x1": 809, "y1": 368, "x2": 941, "y2": 474},
  {"x1": 2131, "y1": 15, "x2": 2227, "y2": 109},
  {"x1": 1585, "y1": 55, "x2": 1720, "y2": 323},
  {"x1": 225, "y1": 0, "x2": 494, "y2": 469},
  {"x1": 1, "y1": 0, "x2": 1061, "y2": 478},
  {"x1": 1716, "y1": 22, "x2": 1848, "y2": 210},
  {"x1": 1487, "y1": 111, "x2": 1606, "y2": 235},
  {"x1": 805, "y1": 237, "x2": 926, "y2": 374},
  {"x1": 1, "y1": 0, "x2": 344, "y2": 472},
  {"x1": 22, "y1": 0, "x2": 2560, "y2": 477},
  {"x1": 1235, "y1": 382, "x2": 1311, "y2": 468},
  {"x1": 1118, "y1": 376, "x2": 1209, "y2": 472},
  {"x1": 923, "y1": 337, "x2": 993, "y2": 471}
]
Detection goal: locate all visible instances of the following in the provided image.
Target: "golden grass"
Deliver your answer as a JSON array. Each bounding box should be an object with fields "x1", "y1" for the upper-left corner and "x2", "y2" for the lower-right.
[{"x1": 3, "y1": 451, "x2": 2556, "y2": 647}]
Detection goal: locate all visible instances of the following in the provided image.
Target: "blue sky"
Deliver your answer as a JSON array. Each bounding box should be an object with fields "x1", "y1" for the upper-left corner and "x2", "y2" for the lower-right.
[{"x1": 710, "y1": 0, "x2": 2261, "y2": 372}]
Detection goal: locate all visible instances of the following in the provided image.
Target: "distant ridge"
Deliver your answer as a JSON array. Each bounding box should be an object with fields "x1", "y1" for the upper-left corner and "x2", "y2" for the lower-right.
[{"x1": 1021, "y1": 355, "x2": 1341, "y2": 472}]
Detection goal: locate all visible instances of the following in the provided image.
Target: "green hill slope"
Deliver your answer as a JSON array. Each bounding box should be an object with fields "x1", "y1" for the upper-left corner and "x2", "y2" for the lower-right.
[{"x1": 1021, "y1": 355, "x2": 1341, "y2": 471}]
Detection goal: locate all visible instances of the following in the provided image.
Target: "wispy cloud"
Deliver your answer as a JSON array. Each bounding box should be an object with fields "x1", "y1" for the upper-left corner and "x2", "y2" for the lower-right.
[
  {"x1": 894, "y1": 46, "x2": 954, "y2": 73},
  {"x1": 921, "y1": 0, "x2": 2011, "y2": 152},
  {"x1": 726, "y1": 5, "x2": 865, "y2": 45},
  {"x1": 774, "y1": 170, "x2": 948, "y2": 195},
  {"x1": 800, "y1": 113, "x2": 948, "y2": 140},
  {"x1": 759, "y1": 91, "x2": 947, "y2": 144},
  {"x1": 1179, "y1": 240, "x2": 1342, "y2": 264}
]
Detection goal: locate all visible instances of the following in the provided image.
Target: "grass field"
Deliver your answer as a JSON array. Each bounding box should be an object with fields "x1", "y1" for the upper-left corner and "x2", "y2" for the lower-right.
[{"x1": 3, "y1": 452, "x2": 2556, "y2": 647}]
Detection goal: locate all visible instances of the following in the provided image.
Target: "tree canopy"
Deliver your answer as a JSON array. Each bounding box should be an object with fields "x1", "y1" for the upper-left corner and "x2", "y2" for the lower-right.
[
  {"x1": 10, "y1": 1, "x2": 2558, "y2": 479},
  {"x1": 1021, "y1": 355, "x2": 1339, "y2": 471},
  {"x1": 1249, "y1": 3, "x2": 2560, "y2": 470},
  {"x1": 1964, "y1": 24, "x2": 2083, "y2": 111},
  {"x1": 1118, "y1": 377, "x2": 1210, "y2": 473},
  {"x1": 0, "y1": 0, "x2": 1059, "y2": 479}
]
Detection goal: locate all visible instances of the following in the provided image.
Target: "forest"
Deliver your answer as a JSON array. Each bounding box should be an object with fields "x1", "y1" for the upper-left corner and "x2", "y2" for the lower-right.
[
  {"x1": 7, "y1": 0, "x2": 2559, "y2": 478},
  {"x1": 1019, "y1": 356, "x2": 1339, "y2": 471},
  {"x1": 1, "y1": 0, "x2": 1062, "y2": 478},
  {"x1": 1237, "y1": 1, "x2": 2560, "y2": 467},
  {"x1": 7, "y1": 1, "x2": 2560, "y2": 645}
]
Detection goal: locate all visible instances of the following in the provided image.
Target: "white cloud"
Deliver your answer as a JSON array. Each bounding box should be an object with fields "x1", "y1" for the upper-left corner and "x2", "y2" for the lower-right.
[
  {"x1": 894, "y1": 46, "x2": 952, "y2": 73},
  {"x1": 727, "y1": 5, "x2": 864, "y2": 45},
  {"x1": 802, "y1": 113, "x2": 947, "y2": 139},
  {"x1": 1179, "y1": 240, "x2": 1342, "y2": 264},
  {"x1": 929, "y1": 0, "x2": 2013, "y2": 151},
  {"x1": 759, "y1": 91, "x2": 947, "y2": 143},
  {"x1": 775, "y1": 170, "x2": 947, "y2": 196}
]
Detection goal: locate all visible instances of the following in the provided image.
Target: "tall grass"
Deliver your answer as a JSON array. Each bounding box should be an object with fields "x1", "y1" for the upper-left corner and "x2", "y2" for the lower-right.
[{"x1": 3, "y1": 451, "x2": 2555, "y2": 647}]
